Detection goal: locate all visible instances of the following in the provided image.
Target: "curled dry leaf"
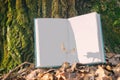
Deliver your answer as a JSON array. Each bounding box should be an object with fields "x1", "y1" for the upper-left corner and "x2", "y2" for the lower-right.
[
  {"x1": 106, "y1": 65, "x2": 112, "y2": 71},
  {"x1": 102, "y1": 76, "x2": 112, "y2": 80},
  {"x1": 117, "y1": 77, "x2": 120, "y2": 80},
  {"x1": 95, "y1": 65, "x2": 106, "y2": 80},
  {"x1": 113, "y1": 63, "x2": 120, "y2": 74},
  {"x1": 39, "y1": 73, "x2": 54, "y2": 80},
  {"x1": 60, "y1": 62, "x2": 70, "y2": 72},
  {"x1": 25, "y1": 69, "x2": 45, "y2": 80},
  {"x1": 108, "y1": 54, "x2": 120, "y2": 65},
  {"x1": 70, "y1": 63, "x2": 77, "y2": 72},
  {"x1": 55, "y1": 71, "x2": 67, "y2": 80}
]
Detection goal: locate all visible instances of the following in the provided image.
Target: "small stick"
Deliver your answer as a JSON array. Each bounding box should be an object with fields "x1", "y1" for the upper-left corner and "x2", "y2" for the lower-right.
[{"x1": 2, "y1": 62, "x2": 34, "y2": 80}]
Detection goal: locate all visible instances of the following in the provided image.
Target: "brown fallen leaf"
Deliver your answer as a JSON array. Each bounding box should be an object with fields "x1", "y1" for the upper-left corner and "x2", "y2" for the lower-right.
[
  {"x1": 113, "y1": 63, "x2": 120, "y2": 72},
  {"x1": 106, "y1": 65, "x2": 112, "y2": 71},
  {"x1": 56, "y1": 72, "x2": 67, "y2": 80},
  {"x1": 84, "y1": 73, "x2": 95, "y2": 80},
  {"x1": 117, "y1": 77, "x2": 120, "y2": 80},
  {"x1": 39, "y1": 73, "x2": 54, "y2": 80},
  {"x1": 60, "y1": 62, "x2": 70, "y2": 72},
  {"x1": 25, "y1": 69, "x2": 45, "y2": 80},
  {"x1": 102, "y1": 76, "x2": 112, "y2": 80},
  {"x1": 95, "y1": 65, "x2": 106, "y2": 80}
]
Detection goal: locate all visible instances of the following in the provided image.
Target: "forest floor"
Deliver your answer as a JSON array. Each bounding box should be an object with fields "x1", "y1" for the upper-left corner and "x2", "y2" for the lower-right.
[{"x1": 0, "y1": 53, "x2": 120, "y2": 80}]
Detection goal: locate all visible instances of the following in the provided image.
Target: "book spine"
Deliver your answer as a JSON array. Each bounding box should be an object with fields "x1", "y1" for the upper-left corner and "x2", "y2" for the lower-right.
[
  {"x1": 34, "y1": 19, "x2": 41, "y2": 67},
  {"x1": 96, "y1": 14, "x2": 106, "y2": 63}
]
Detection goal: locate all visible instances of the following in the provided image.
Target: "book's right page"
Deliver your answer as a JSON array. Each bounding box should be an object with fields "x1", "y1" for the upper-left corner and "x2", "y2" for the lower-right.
[{"x1": 68, "y1": 12, "x2": 105, "y2": 64}]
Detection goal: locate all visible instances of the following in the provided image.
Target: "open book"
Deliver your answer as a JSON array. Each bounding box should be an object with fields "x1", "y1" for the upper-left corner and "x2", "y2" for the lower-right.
[{"x1": 34, "y1": 12, "x2": 105, "y2": 67}]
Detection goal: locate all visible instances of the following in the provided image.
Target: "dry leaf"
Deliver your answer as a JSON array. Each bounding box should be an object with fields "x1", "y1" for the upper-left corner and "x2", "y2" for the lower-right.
[
  {"x1": 95, "y1": 65, "x2": 106, "y2": 80},
  {"x1": 117, "y1": 77, "x2": 120, "y2": 80},
  {"x1": 40, "y1": 73, "x2": 54, "y2": 80},
  {"x1": 56, "y1": 71, "x2": 67, "y2": 80},
  {"x1": 25, "y1": 69, "x2": 44, "y2": 80},
  {"x1": 106, "y1": 65, "x2": 112, "y2": 71}
]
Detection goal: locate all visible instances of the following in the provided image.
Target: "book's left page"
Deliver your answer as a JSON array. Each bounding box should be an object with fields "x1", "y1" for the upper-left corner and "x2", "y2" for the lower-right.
[{"x1": 34, "y1": 18, "x2": 79, "y2": 67}]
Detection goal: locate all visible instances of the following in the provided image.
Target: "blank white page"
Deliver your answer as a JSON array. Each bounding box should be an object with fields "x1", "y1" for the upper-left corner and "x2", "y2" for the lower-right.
[
  {"x1": 68, "y1": 12, "x2": 105, "y2": 64},
  {"x1": 34, "y1": 18, "x2": 79, "y2": 67}
]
